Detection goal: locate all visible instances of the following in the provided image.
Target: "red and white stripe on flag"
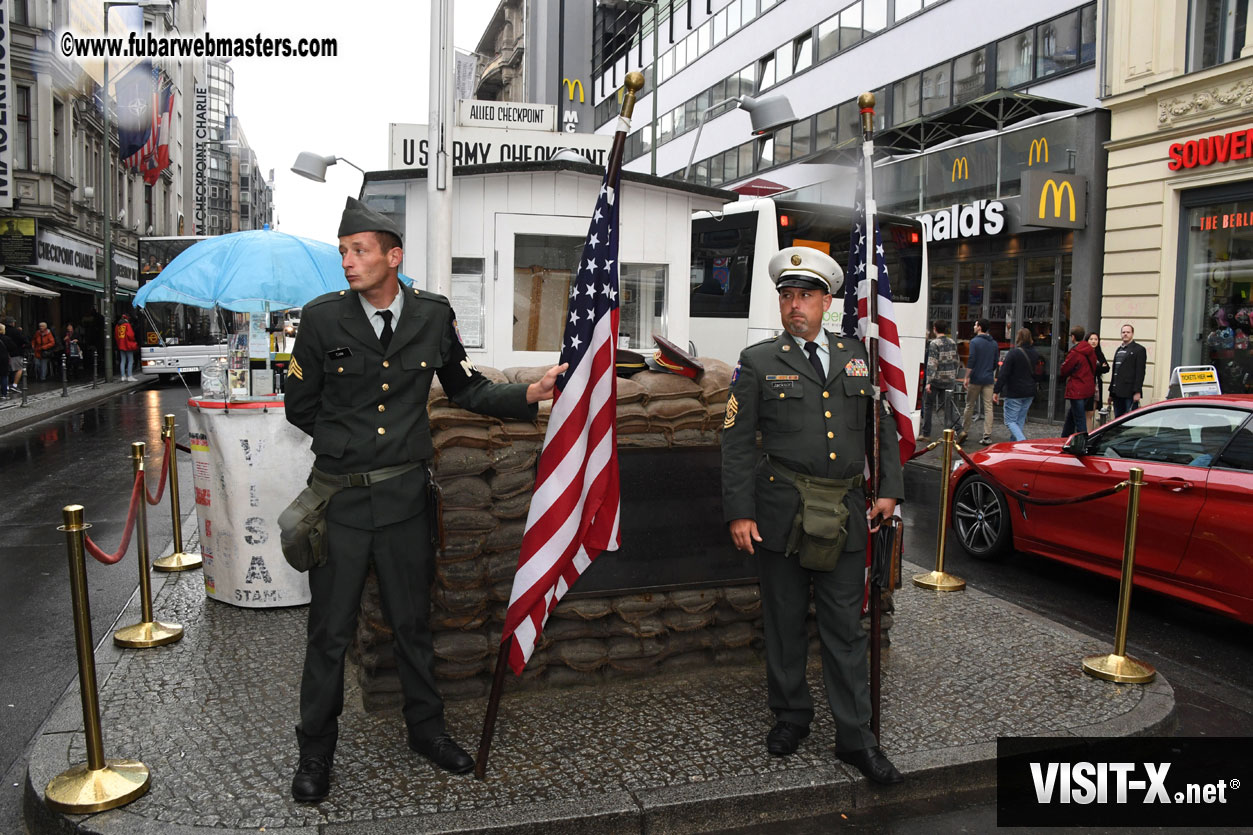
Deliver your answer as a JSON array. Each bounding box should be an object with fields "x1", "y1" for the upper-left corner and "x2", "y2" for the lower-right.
[{"x1": 500, "y1": 172, "x2": 622, "y2": 675}]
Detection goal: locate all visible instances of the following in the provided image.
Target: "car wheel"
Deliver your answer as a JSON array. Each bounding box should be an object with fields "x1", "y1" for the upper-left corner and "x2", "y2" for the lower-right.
[{"x1": 952, "y1": 474, "x2": 1011, "y2": 560}]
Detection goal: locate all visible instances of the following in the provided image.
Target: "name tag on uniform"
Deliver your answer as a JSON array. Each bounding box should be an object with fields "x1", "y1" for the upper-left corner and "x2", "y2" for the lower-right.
[
  {"x1": 844, "y1": 358, "x2": 869, "y2": 377},
  {"x1": 765, "y1": 374, "x2": 800, "y2": 391},
  {"x1": 327, "y1": 347, "x2": 353, "y2": 359}
]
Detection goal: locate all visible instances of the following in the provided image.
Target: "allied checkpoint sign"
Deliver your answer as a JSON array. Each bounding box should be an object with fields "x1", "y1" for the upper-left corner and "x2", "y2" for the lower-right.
[
  {"x1": 388, "y1": 121, "x2": 614, "y2": 170},
  {"x1": 1171, "y1": 365, "x2": 1221, "y2": 397},
  {"x1": 187, "y1": 401, "x2": 312, "y2": 607}
]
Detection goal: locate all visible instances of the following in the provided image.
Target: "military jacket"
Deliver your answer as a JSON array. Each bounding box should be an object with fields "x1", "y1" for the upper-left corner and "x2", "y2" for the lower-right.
[
  {"x1": 721, "y1": 330, "x2": 905, "y2": 553},
  {"x1": 284, "y1": 284, "x2": 535, "y2": 529}
]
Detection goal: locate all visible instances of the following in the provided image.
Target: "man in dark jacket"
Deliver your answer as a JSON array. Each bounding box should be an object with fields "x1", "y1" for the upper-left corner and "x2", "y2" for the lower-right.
[
  {"x1": 1058, "y1": 325, "x2": 1096, "y2": 436},
  {"x1": 283, "y1": 197, "x2": 564, "y2": 803},
  {"x1": 1109, "y1": 323, "x2": 1147, "y2": 417},
  {"x1": 959, "y1": 318, "x2": 997, "y2": 445},
  {"x1": 721, "y1": 245, "x2": 905, "y2": 786}
]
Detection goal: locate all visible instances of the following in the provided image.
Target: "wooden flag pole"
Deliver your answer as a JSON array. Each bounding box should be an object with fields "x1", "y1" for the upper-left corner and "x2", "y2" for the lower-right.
[{"x1": 474, "y1": 71, "x2": 644, "y2": 781}]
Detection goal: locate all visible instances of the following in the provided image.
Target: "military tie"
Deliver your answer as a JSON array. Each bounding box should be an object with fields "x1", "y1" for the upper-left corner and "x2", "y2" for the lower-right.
[
  {"x1": 804, "y1": 341, "x2": 824, "y2": 380},
  {"x1": 377, "y1": 310, "x2": 394, "y2": 350}
]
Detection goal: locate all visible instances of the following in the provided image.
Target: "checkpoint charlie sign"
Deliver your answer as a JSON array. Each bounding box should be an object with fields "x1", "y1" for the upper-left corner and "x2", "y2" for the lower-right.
[
  {"x1": 458, "y1": 100, "x2": 556, "y2": 132},
  {"x1": 389, "y1": 122, "x2": 614, "y2": 170}
]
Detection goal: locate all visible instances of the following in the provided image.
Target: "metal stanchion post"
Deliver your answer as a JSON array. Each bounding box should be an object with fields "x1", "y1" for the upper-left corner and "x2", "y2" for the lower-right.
[
  {"x1": 92, "y1": 349, "x2": 99, "y2": 390},
  {"x1": 153, "y1": 414, "x2": 202, "y2": 571},
  {"x1": 20, "y1": 356, "x2": 27, "y2": 406},
  {"x1": 61, "y1": 353, "x2": 68, "y2": 397},
  {"x1": 1083, "y1": 467, "x2": 1155, "y2": 683},
  {"x1": 114, "y1": 442, "x2": 184, "y2": 648},
  {"x1": 913, "y1": 428, "x2": 967, "y2": 591},
  {"x1": 45, "y1": 505, "x2": 151, "y2": 813}
]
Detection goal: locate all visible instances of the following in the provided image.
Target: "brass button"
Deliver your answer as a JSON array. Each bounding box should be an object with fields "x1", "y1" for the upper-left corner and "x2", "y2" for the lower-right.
[
  {"x1": 337, "y1": 366, "x2": 344, "y2": 373},
  {"x1": 338, "y1": 290, "x2": 345, "y2": 295},
  {"x1": 782, "y1": 344, "x2": 790, "y2": 351},
  {"x1": 825, "y1": 410, "x2": 832, "y2": 418},
  {"x1": 837, "y1": 342, "x2": 844, "y2": 349},
  {"x1": 823, "y1": 391, "x2": 830, "y2": 399},
  {"x1": 778, "y1": 392, "x2": 785, "y2": 399},
  {"x1": 382, "y1": 383, "x2": 390, "y2": 392},
  {"x1": 860, "y1": 389, "x2": 865, "y2": 395},
  {"x1": 382, "y1": 360, "x2": 389, "y2": 368},
  {"x1": 377, "y1": 427, "x2": 386, "y2": 435},
  {"x1": 769, "y1": 476, "x2": 774, "y2": 482},
  {"x1": 827, "y1": 431, "x2": 834, "y2": 439},
  {"x1": 421, "y1": 361, "x2": 427, "y2": 368},
  {"x1": 378, "y1": 404, "x2": 385, "y2": 413},
  {"x1": 829, "y1": 452, "x2": 836, "y2": 460}
]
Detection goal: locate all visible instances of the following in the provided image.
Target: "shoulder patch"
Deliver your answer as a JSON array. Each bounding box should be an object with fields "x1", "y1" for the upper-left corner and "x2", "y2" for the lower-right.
[
  {"x1": 730, "y1": 361, "x2": 741, "y2": 385},
  {"x1": 724, "y1": 393, "x2": 738, "y2": 429}
]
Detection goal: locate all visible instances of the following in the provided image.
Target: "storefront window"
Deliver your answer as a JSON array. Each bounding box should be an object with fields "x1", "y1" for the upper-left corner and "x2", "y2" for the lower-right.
[
  {"x1": 1051, "y1": 254, "x2": 1073, "y2": 418},
  {"x1": 987, "y1": 259, "x2": 1018, "y2": 346},
  {"x1": 1181, "y1": 201, "x2": 1253, "y2": 393},
  {"x1": 957, "y1": 262, "x2": 986, "y2": 351},
  {"x1": 929, "y1": 263, "x2": 956, "y2": 336},
  {"x1": 620, "y1": 264, "x2": 667, "y2": 350},
  {"x1": 512, "y1": 234, "x2": 582, "y2": 352}
]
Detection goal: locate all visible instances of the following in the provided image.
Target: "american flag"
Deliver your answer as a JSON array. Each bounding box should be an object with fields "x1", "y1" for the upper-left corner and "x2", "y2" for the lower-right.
[
  {"x1": 843, "y1": 161, "x2": 917, "y2": 469},
  {"x1": 501, "y1": 168, "x2": 622, "y2": 675}
]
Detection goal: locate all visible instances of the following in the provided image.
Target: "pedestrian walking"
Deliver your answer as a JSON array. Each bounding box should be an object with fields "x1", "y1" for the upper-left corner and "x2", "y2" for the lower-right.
[
  {"x1": 1085, "y1": 332, "x2": 1110, "y2": 429},
  {"x1": 31, "y1": 322, "x2": 56, "y2": 382},
  {"x1": 62, "y1": 323, "x2": 84, "y2": 380},
  {"x1": 959, "y1": 318, "x2": 997, "y2": 445},
  {"x1": 4, "y1": 318, "x2": 25, "y2": 392},
  {"x1": 282, "y1": 197, "x2": 564, "y2": 804},
  {"x1": 114, "y1": 313, "x2": 138, "y2": 381},
  {"x1": 721, "y1": 245, "x2": 905, "y2": 786},
  {"x1": 1058, "y1": 325, "x2": 1097, "y2": 436},
  {"x1": 0, "y1": 323, "x2": 14, "y2": 398},
  {"x1": 993, "y1": 328, "x2": 1043, "y2": 442},
  {"x1": 920, "y1": 320, "x2": 960, "y2": 439},
  {"x1": 1109, "y1": 323, "x2": 1147, "y2": 417}
]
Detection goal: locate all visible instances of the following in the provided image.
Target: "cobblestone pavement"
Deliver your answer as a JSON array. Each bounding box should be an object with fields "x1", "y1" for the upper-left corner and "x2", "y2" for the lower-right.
[{"x1": 25, "y1": 519, "x2": 1174, "y2": 835}]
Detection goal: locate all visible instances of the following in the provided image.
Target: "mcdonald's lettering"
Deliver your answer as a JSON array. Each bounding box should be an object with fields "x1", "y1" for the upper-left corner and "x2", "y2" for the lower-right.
[
  {"x1": 1029, "y1": 137, "x2": 1049, "y2": 166},
  {"x1": 1039, "y1": 179, "x2": 1076, "y2": 222},
  {"x1": 919, "y1": 199, "x2": 1005, "y2": 242},
  {"x1": 563, "y1": 78, "x2": 585, "y2": 103},
  {"x1": 1168, "y1": 127, "x2": 1253, "y2": 170},
  {"x1": 951, "y1": 156, "x2": 970, "y2": 181}
]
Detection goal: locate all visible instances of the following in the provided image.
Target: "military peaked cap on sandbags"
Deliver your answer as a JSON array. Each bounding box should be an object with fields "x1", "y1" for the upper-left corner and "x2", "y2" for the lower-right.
[
  {"x1": 768, "y1": 246, "x2": 843, "y2": 295},
  {"x1": 337, "y1": 196, "x2": 404, "y2": 242}
]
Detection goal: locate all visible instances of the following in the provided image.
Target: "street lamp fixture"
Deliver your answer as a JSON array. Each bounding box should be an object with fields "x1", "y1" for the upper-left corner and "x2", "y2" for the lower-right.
[
  {"x1": 290, "y1": 152, "x2": 366, "y2": 183},
  {"x1": 101, "y1": 0, "x2": 173, "y2": 384},
  {"x1": 684, "y1": 93, "x2": 797, "y2": 181}
]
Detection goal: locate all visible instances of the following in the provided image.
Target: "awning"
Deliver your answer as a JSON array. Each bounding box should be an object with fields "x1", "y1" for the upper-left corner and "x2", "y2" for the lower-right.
[
  {"x1": 14, "y1": 268, "x2": 104, "y2": 294},
  {"x1": 810, "y1": 89, "x2": 1083, "y2": 165},
  {"x1": 0, "y1": 274, "x2": 59, "y2": 298},
  {"x1": 731, "y1": 178, "x2": 789, "y2": 197}
]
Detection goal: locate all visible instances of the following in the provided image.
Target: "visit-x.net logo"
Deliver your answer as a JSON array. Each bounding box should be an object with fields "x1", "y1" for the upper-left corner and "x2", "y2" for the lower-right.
[{"x1": 998, "y1": 738, "x2": 1249, "y2": 826}]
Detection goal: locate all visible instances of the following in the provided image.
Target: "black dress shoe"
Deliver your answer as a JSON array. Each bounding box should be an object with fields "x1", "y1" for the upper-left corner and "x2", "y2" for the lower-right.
[
  {"x1": 766, "y1": 721, "x2": 810, "y2": 756},
  {"x1": 291, "y1": 753, "x2": 332, "y2": 802},
  {"x1": 836, "y1": 746, "x2": 904, "y2": 785},
  {"x1": 409, "y1": 733, "x2": 475, "y2": 774}
]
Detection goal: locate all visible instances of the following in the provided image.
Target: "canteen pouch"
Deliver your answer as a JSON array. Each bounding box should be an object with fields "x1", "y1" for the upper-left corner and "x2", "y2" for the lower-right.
[
  {"x1": 278, "y1": 478, "x2": 340, "y2": 572},
  {"x1": 790, "y1": 475, "x2": 852, "y2": 572}
]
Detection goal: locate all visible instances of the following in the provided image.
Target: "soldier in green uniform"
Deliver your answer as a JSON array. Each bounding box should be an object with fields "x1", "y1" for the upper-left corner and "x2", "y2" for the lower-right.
[
  {"x1": 284, "y1": 197, "x2": 564, "y2": 802},
  {"x1": 721, "y1": 245, "x2": 905, "y2": 785}
]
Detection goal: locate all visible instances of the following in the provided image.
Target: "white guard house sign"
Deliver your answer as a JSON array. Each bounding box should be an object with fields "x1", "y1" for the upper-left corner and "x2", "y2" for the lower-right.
[
  {"x1": 388, "y1": 123, "x2": 614, "y2": 170},
  {"x1": 457, "y1": 100, "x2": 557, "y2": 132}
]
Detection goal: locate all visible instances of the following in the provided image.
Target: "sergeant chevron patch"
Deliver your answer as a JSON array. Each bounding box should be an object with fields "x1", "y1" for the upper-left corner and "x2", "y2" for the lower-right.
[
  {"x1": 724, "y1": 393, "x2": 739, "y2": 429},
  {"x1": 287, "y1": 357, "x2": 303, "y2": 380}
]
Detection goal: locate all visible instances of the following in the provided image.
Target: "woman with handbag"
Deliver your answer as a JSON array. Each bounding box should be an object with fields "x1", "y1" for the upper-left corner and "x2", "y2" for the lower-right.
[
  {"x1": 993, "y1": 328, "x2": 1043, "y2": 442},
  {"x1": 1085, "y1": 332, "x2": 1110, "y2": 429}
]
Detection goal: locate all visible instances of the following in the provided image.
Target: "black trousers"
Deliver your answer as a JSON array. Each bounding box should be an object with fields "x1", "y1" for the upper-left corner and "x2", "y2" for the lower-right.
[
  {"x1": 296, "y1": 509, "x2": 443, "y2": 757},
  {"x1": 756, "y1": 544, "x2": 877, "y2": 752}
]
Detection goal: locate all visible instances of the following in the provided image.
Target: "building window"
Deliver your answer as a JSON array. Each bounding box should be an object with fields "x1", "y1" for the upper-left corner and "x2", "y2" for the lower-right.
[
  {"x1": 997, "y1": 31, "x2": 1034, "y2": 88},
  {"x1": 841, "y1": 3, "x2": 863, "y2": 51},
  {"x1": 1180, "y1": 195, "x2": 1253, "y2": 392},
  {"x1": 892, "y1": 74, "x2": 921, "y2": 125},
  {"x1": 15, "y1": 86, "x2": 31, "y2": 170},
  {"x1": 921, "y1": 63, "x2": 949, "y2": 115},
  {"x1": 619, "y1": 264, "x2": 668, "y2": 350},
  {"x1": 953, "y1": 47, "x2": 988, "y2": 106},
  {"x1": 1188, "y1": 0, "x2": 1250, "y2": 70},
  {"x1": 53, "y1": 99, "x2": 67, "y2": 178},
  {"x1": 512, "y1": 234, "x2": 582, "y2": 352},
  {"x1": 13, "y1": 0, "x2": 27, "y2": 25},
  {"x1": 1036, "y1": 10, "x2": 1080, "y2": 78}
]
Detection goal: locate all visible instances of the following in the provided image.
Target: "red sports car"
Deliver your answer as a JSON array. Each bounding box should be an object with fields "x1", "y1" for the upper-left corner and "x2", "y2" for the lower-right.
[{"x1": 948, "y1": 395, "x2": 1253, "y2": 624}]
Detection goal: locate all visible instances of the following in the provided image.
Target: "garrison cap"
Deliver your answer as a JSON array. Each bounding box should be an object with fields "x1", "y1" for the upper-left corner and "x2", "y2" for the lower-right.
[
  {"x1": 337, "y1": 196, "x2": 403, "y2": 242},
  {"x1": 769, "y1": 246, "x2": 843, "y2": 295},
  {"x1": 648, "y1": 334, "x2": 704, "y2": 380}
]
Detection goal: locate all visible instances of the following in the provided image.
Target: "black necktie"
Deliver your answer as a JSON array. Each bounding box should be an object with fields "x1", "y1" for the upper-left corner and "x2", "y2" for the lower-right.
[
  {"x1": 377, "y1": 310, "x2": 393, "y2": 350},
  {"x1": 805, "y1": 341, "x2": 824, "y2": 380}
]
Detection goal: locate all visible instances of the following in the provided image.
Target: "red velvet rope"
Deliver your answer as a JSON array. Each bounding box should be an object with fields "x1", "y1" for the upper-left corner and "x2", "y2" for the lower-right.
[
  {"x1": 954, "y1": 444, "x2": 1129, "y2": 506},
  {"x1": 145, "y1": 436, "x2": 171, "y2": 505},
  {"x1": 84, "y1": 471, "x2": 144, "y2": 564},
  {"x1": 175, "y1": 441, "x2": 190, "y2": 454}
]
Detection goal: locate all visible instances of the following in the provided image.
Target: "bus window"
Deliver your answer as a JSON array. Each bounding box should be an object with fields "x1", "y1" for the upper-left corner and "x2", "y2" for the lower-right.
[{"x1": 690, "y1": 212, "x2": 757, "y2": 318}]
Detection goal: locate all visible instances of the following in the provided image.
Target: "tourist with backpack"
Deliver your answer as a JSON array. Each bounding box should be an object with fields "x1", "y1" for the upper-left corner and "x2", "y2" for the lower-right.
[{"x1": 993, "y1": 328, "x2": 1044, "y2": 442}]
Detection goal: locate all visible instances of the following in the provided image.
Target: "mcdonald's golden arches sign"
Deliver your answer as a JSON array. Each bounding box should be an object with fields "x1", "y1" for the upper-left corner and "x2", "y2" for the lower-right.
[{"x1": 1021, "y1": 171, "x2": 1086, "y2": 229}]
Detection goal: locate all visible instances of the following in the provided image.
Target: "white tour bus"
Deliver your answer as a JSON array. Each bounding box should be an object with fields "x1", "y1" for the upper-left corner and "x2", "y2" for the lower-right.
[{"x1": 689, "y1": 198, "x2": 930, "y2": 425}]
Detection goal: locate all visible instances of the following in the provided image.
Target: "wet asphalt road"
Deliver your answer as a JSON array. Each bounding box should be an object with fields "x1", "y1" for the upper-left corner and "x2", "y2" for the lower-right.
[{"x1": 0, "y1": 381, "x2": 196, "y2": 832}]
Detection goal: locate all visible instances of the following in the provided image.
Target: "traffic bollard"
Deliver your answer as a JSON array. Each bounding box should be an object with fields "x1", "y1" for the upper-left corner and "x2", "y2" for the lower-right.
[
  {"x1": 92, "y1": 350, "x2": 99, "y2": 389},
  {"x1": 153, "y1": 414, "x2": 203, "y2": 572},
  {"x1": 913, "y1": 428, "x2": 967, "y2": 592},
  {"x1": 113, "y1": 442, "x2": 184, "y2": 648},
  {"x1": 61, "y1": 353, "x2": 68, "y2": 397},
  {"x1": 44, "y1": 504, "x2": 151, "y2": 814},
  {"x1": 1082, "y1": 467, "x2": 1156, "y2": 683},
  {"x1": 20, "y1": 355, "x2": 28, "y2": 406}
]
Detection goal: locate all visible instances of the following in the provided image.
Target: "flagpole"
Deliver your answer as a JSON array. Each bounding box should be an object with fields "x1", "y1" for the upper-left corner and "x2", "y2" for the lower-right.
[
  {"x1": 858, "y1": 91, "x2": 886, "y2": 742},
  {"x1": 474, "y1": 70, "x2": 644, "y2": 781}
]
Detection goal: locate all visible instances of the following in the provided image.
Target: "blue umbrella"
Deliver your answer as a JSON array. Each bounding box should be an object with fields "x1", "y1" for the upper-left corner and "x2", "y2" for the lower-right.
[{"x1": 134, "y1": 229, "x2": 412, "y2": 313}]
